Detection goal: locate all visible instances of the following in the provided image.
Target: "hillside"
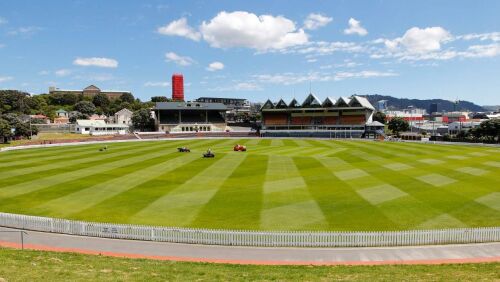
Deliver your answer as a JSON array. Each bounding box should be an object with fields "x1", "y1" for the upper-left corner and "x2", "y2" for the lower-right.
[{"x1": 363, "y1": 95, "x2": 486, "y2": 112}]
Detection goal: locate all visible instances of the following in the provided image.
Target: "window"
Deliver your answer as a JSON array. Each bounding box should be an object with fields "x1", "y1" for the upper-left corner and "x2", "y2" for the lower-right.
[{"x1": 85, "y1": 127, "x2": 90, "y2": 131}]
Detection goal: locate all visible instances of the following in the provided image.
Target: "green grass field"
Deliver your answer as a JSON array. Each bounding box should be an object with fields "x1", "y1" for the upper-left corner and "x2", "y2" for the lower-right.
[
  {"x1": 1, "y1": 138, "x2": 499, "y2": 231},
  {"x1": 1, "y1": 248, "x2": 498, "y2": 281}
]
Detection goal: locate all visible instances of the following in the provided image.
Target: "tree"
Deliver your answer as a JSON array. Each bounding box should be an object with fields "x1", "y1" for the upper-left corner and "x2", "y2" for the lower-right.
[
  {"x1": 151, "y1": 96, "x2": 169, "y2": 102},
  {"x1": 69, "y1": 112, "x2": 89, "y2": 123},
  {"x1": 15, "y1": 122, "x2": 37, "y2": 139},
  {"x1": 475, "y1": 119, "x2": 500, "y2": 142},
  {"x1": 119, "y1": 93, "x2": 135, "y2": 104},
  {"x1": 74, "y1": 101, "x2": 96, "y2": 115},
  {"x1": 92, "y1": 93, "x2": 110, "y2": 107},
  {"x1": 0, "y1": 118, "x2": 13, "y2": 143},
  {"x1": 373, "y1": 111, "x2": 386, "y2": 124},
  {"x1": 131, "y1": 109, "x2": 155, "y2": 132},
  {"x1": 387, "y1": 117, "x2": 409, "y2": 137}
]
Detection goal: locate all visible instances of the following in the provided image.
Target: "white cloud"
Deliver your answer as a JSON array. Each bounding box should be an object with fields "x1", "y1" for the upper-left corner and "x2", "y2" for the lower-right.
[
  {"x1": 458, "y1": 32, "x2": 500, "y2": 42},
  {"x1": 38, "y1": 70, "x2": 50, "y2": 75},
  {"x1": 165, "y1": 52, "x2": 195, "y2": 66},
  {"x1": 344, "y1": 18, "x2": 367, "y2": 36},
  {"x1": 385, "y1": 27, "x2": 451, "y2": 53},
  {"x1": 253, "y1": 70, "x2": 397, "y2": 85},
  {"x1": 0, "y1": 17, "x2": 7, "y2": 25},
  {"x1": 157, "y1": 17, "x2": 201, "y2": 41},
  {"x1": 209, "y1": 82, "x2": 262, "y2": 91},
  {"x1": 55, "y1": 69, "x2": 72, "y2": 77},
  {"x1": 206, "y1": 61, "x2": 224, "y2": 71},
  {"x1": 200, "y1": 11, "x2": 308, "y2": 50},
  {"x1": 284, "y1": 41, "x2": 365, "y2": 56},
  {"x1": 144, "y1": 81, "x2": 170, "y2": 87},
  {"x1": 7, "y1": 26, "x2": 42, "y2": 36},
  {"x1": 303, "y1": 13, "x2": 332, "y2": 30},
  {"x1": 0, "y1": 76, "x2": 13, "y2": 83},
  {"x1": 73, "y1": 57, "x2": 118, "y2": 68},
  {"x1": 307, "y1": 58, "x2": 317, "y2": 63},
  {"x1": 333, "y1": 70, "x2": 398, "y2": 80},
  {"x1": 0, "y1": 76, "x2": 14, "y2": 83},
  {"x1": 461, "y1": 43, "x2": 500, "y2": 58}
]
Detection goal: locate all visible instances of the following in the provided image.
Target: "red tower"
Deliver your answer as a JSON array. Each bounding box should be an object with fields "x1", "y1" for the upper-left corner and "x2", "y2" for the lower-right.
[{"x1": 172, "y1": 73, "x2": 184, "y2": 101}]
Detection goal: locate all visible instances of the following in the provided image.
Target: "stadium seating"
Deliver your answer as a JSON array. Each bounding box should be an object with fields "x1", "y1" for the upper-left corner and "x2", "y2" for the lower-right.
[
  {"x1": 340, "y1": 115, "x2": 365, "y2": 125},
  {"x1": 264, "y1": 114, "x2": 288, "y2": 125}
]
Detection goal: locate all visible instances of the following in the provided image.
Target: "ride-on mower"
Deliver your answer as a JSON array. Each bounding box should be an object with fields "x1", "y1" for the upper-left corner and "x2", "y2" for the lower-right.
[
  {"x1": 177, "y1": 147, "x2": 190, "y2": 152},
  {"x1": 233, "y1": 144, "x2": 247, "y2": 151}
]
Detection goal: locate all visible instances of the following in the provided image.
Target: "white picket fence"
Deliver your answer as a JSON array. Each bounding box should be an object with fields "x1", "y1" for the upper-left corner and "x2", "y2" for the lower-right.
[{"x1": 0, "y1": 212, "x2": 499, "y2": 247}]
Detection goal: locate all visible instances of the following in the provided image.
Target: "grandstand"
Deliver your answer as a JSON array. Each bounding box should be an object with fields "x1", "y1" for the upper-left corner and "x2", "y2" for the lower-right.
[
  {"x1": 261, "y1": 94, "x2": 382, "y2": 138},
  {"x1": 153, "y1": 101, "x2": 228, "y2": 133}
]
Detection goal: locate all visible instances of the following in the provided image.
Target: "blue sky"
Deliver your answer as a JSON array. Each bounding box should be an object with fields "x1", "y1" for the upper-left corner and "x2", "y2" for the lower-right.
[{"x1": 0, "y1": 0, "x2": 499, "y2": 105}]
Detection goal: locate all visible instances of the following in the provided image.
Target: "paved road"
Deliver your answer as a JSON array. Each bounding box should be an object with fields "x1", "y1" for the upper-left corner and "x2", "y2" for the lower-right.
[{"x1": 1, "y1": 227, "x2": 499, "y2": 265}]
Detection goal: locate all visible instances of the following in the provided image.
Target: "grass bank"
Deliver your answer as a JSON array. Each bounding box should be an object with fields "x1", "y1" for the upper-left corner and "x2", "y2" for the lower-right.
[{"x1": 0, "y1": 248, "x2": 498, "y2": 281}]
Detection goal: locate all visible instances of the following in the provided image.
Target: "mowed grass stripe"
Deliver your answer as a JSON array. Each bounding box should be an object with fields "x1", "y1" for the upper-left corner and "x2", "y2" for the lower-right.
[
  {"x1": 261, "y1": 155, "x2": 328, "y2": 230},
  {"x1": 39, "y1": 153, "x2": 202, "y2": 218},
  {"x1": 0, "y1": 141, "x2": 172, "y2": 178},
  {"x1": 131, "y1": 153, "x2": 247, "y2": 227},
  {"x1": 74, "y1": 156, "x2": 219, "y2": 224},
  {"x1": 294, "y1": 156, "x2": 397, "y2": 231},
  {"x1": 0, "y1": 140, "x2": 215, "y2": 213},
  {"x1": 0, "y1": 140, "x2": 187, "y2": 187},
  {"x1": 0, "y1": 140, "x2": 212, "y2": 200},
  {"x1": 349, "y1": 152, "x2": 498, "y2": 228},
  {"x1": 191, "y1": 154, "x2": 268, "y2": 230}
]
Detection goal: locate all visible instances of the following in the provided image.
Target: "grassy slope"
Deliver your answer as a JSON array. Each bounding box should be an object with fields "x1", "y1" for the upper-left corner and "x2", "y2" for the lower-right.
[
  {"x1": 0, "y1": 139, "x2": 499, "y2": 231},
  {"x1": 0, "y1": 248, "x2": 498, "y2": 281}
]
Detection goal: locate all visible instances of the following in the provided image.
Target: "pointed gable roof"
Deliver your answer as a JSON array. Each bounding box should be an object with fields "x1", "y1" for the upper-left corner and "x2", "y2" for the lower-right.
[
  {"x1": 335, "y1": 97, "x2": 351, "y2": 107},
  {"x1": 302, "y1": 93, "x2": 322, "y2": 107},
  {"x1": 350, "y1": 96, "x2": 375, "y2": 110},
  {"x1": 261, "y1": 99, "x2": 275, "y2": 110},
  {"x1": 322, "y1": 97, "x2": 336, "y2": 107},
  {"x1": 288, "y1": 98, "x2": 300, "y2": 108},
  {"x1": 84, "y1": 85, "x2": 100, "y2": 91},
  {"x1": 275, "y1": 99, "x2": 288, "y2": 109}
]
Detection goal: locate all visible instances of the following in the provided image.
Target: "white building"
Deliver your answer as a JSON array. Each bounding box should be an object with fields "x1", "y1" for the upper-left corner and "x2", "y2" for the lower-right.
[
  {"x1": 113, "y1": 108, "x2": 133, "y2": 125},
  {"x1": 75, "y1": 120, "x2": 129, "y2": 135}
]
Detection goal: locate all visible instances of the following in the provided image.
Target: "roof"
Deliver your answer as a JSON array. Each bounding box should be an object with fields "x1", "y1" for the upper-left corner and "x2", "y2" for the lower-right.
[
  {"x1": 115, "y1": 108, "x2": 133, "y2": 115},
  {"x1": 351, "y1": 96, "x2": 375, "y2": 110},
  {"x1": 55, "y1": 109, "x2": 67, "y2": 113},
  {"x1": 154, "y1": 102, "x2": 227, "y2": 111},
  {"x1": 302, "y1": 93, "x2": 322, "y2": 107},
  {"x1": 365, "y1": 121, "x2": 385, "y2": 127},
  {"x1": 83, "y1": 85, "x2": 100, "y2": 91},
  {"x1": 76, "y1": 119, "x2": 128, "y2": 128}
]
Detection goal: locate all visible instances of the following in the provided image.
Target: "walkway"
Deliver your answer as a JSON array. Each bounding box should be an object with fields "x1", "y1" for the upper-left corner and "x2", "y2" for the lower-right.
[{"x1": 1, "y1": 227, "x2": 499, "y2": 265}]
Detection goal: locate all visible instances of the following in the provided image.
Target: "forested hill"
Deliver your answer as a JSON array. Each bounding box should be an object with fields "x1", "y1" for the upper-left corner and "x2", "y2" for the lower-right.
[{"x1": 363, "y1": 94, "x2": 486, "y2": 112}]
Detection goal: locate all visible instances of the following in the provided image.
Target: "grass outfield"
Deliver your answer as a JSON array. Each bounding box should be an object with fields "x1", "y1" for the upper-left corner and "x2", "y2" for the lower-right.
[
  {"x1": 0, "y1": 138, "x2": 499, "y2": 231},
  {"x1": 0, "y1": 248, "x2": 498, "y2": 281}
]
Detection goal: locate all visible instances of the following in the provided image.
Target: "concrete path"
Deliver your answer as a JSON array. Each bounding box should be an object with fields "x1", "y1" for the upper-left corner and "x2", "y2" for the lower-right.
[{"x1": 1, "y1": 227, "x2": 499, "y2": 265}]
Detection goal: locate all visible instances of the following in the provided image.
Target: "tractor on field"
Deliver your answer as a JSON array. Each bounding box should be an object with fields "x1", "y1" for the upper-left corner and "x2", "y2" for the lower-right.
[
  {"x1": 177, "y1": 147, "x2": 191, "y2": 152},
  {"x1": 233, "y1": 144, "x2": 247, "y2": 152},
  {"x1": 203, "y1": 148, "x2": 215, "y2": 158}
]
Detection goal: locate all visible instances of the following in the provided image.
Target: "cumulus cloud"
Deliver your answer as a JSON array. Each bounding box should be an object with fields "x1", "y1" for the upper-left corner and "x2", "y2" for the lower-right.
[
  {"x1": 157, "y1": 17, "x2": 201, "y2": 41},
  {"x1": 0, "y1": 76, "x2": 13, "y2": 83},
  {"x1": 55, "y1": 69, "x2": 72, "y2": 77},
  {"x1": 206, "y1": 61, "x2": 224, "y2": 71},
  {"x1": 144, "y1": 81, "x2": 170, "y2": 87},
  {"x1": 384, "y1": 27, "x2": 451, "y2": 53},
  {"x1": 73, "y1": 57, "x2": 118, "y2": 68},
  {"x1": 254, "y1": 70, "x2": 397, "y2": 85},
  {"x1": 165, "y1": 52, "x2": 195, "y2": 66},
  {"x1": 457, "y1": 32, "x2": 500, "y2": 42},
  {"x1": 303, "y1": 13, "x2": 332, "y2": 30},
  {"x1": 200, "y1": 11, "x2": 308, "y2": 50},
  {"x1": 344, "y1": 18, "x2": 367, "y2": 36}
]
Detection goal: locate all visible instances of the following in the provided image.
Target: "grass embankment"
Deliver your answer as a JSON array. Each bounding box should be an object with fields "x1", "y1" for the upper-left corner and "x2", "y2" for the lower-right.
[
  {"x1": 0, "y1": 133, "x2": 98, "y2": 148},
  {"x1": 0, "y1": 248, "x2": 498, "y2": 281}
]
